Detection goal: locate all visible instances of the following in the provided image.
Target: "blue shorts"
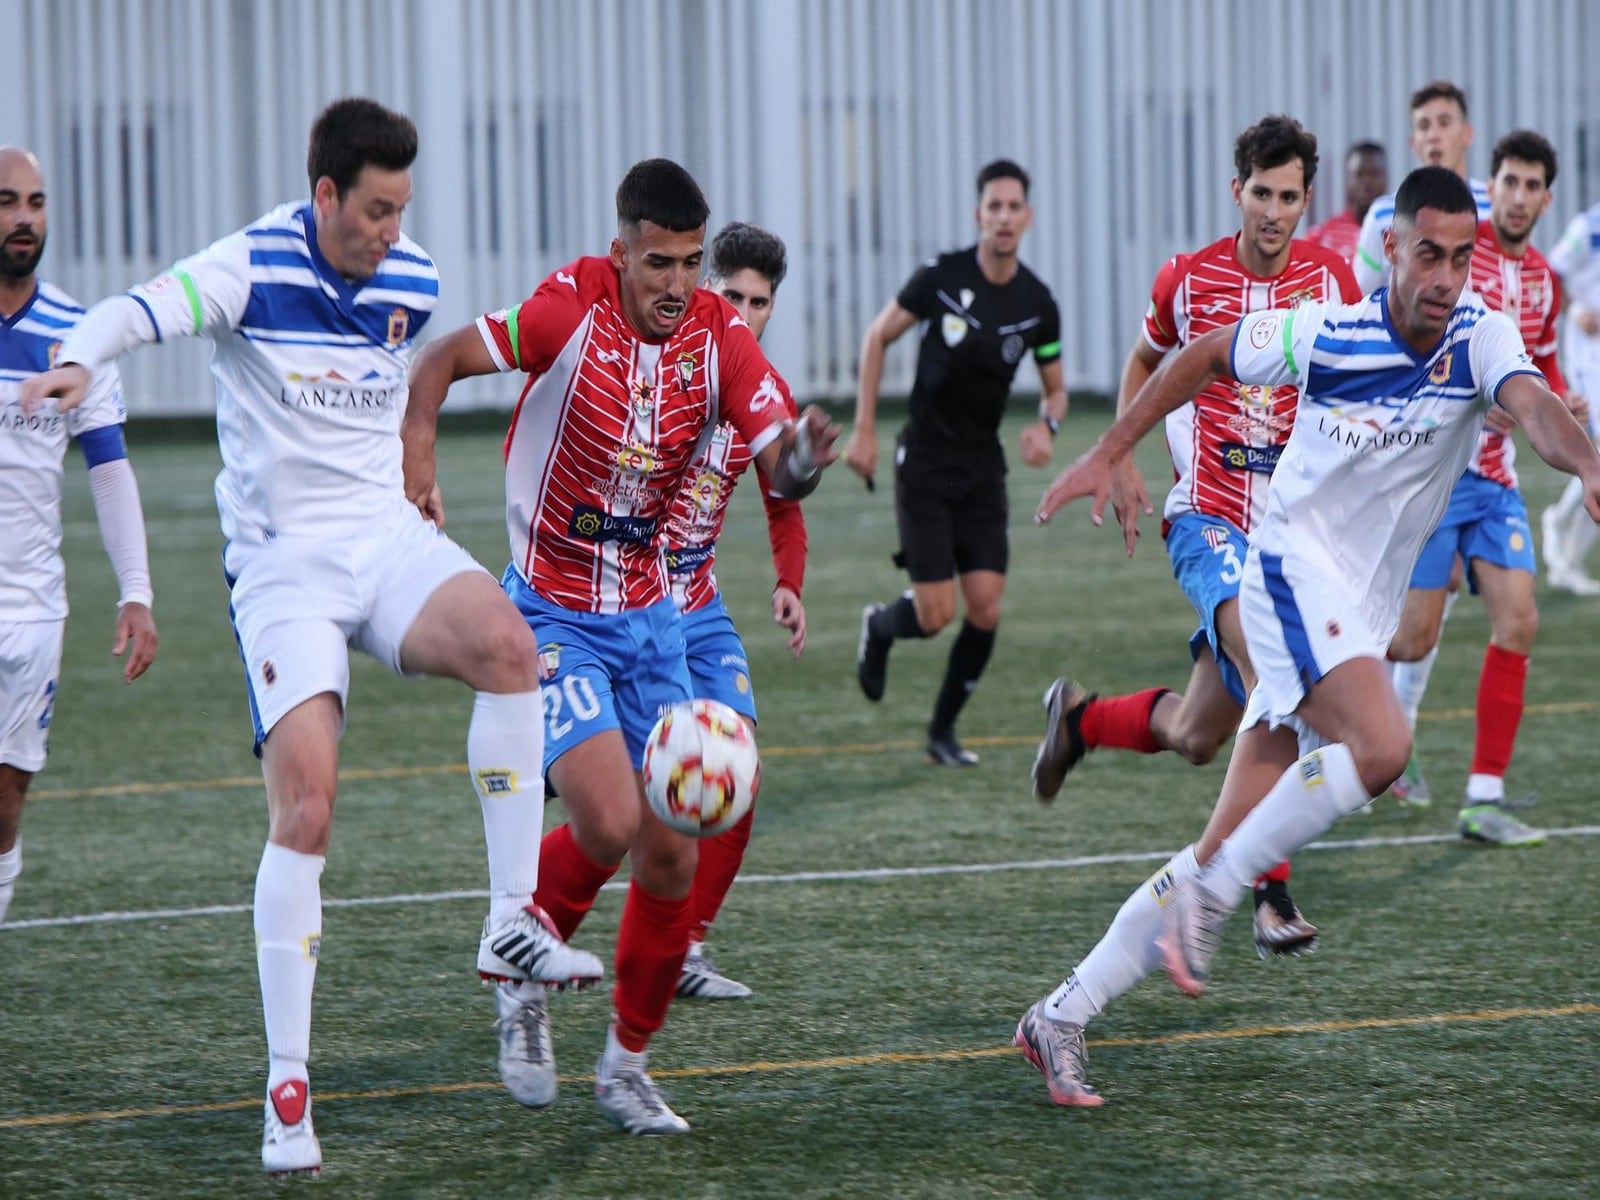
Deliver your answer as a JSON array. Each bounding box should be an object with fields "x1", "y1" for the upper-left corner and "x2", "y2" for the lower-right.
[
  {"x1": 503, "y1": 567, "x2": 692, "y2": 771},
  {"x1": 1409, "y1": 473, "x2": 1536, "y2": 591},
  {"x1": 1165, "y1": 512, "x2": 1250, "y2": 706},
  {"x1": 680, "y1": 595, "x2": 758, "y2": 723}
]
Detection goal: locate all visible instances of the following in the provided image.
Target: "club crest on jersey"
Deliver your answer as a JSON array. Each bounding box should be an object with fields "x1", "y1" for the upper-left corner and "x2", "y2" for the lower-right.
[
  {"x1": 630, "y1": 374, "x2": 656, "y2": 416},
  {"x1": 1202, "y1": 526, "x2": 1232, "y2": 550},
  {"x1": 1283, "y1": 286, "x2": 1319, "y2": 309},
  {"x1": 386, "y1": 307, "x2": 409, "y2": 346},
  {"x1": 675, "y1": 352, "x2": 698, "y2": 390},
  {"x1": 942, "y1": 313, "x2": 968, "y2": 347},
  {"x1": 261, "y1": 660, "x2": 278, "y2": 687},
  {"x1": 614, "y1": 439, "x2": 658, "y2": 476},
  {"x1": 538, "y1": 644, "x2": 561, "y2": 680},
  {"x1": 1428, "y1": 351, "x2": 1453, "y2": 385}
]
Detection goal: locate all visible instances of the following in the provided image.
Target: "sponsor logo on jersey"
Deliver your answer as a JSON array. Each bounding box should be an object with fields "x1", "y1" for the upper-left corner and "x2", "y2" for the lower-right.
[
  {"x1": 596, "y1": 348, "x2": 624, "y2": 366},
  {"x1": 749, "y1": 371, "x2": 783, "y2": 413},
  {"x1": 1315, "y1": 414, "x2": 1440, "y2": 454},
  {"x1": 691, "y1": 468, "x2": 725, "y2": 513},
  {"x1": 556, "y1": 270, "x2": 577, "y2": 290},
  {"x1": 942, "y1": 313, "x2": 968, "y2": 347},
  {"x1": 665, "y1": 541, "x2": 715, "y2": 574},
  {"x1": 614, "y1": 439, "x2": 658, "y2": 476},
  {"x1": 386, "y1": 307, "x2": 409, "y2": 346},
  {"x1": 1001, "y1": 333, "x2": 1025, "y2": 364},
  {"x1": 0, "y1": 408, "x2": 64, "y2": 434},
  {"x1": 1219, "y1": 442, "x2": 1283, "y2": 473},
  {"x1": 568, "y1": 504, "x2": 658, "y2": 544},
  {"x1": 629, "y1": 374, "x2": 655, "y2": 417}
]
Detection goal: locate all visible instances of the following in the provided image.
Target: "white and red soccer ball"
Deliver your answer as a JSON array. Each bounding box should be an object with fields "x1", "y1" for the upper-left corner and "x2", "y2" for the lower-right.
[{"x1": 642, "y1": 699, "x2": 760, "y2": 837}]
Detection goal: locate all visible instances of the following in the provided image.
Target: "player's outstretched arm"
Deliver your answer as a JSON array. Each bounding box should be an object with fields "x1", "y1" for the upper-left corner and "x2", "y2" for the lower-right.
[
  {"x1": 1036, "y1": 325, "x2": 1233, "y2": 535},
  {"x1": 403, "y1": 325, "x2": 501, "y2": 524},
  {"x1": 844, "y1": 300, "x2": 917, "y2": 489},
  {"x1": 1499, "y1": 374, "x2": 1600, "y2": 519}
]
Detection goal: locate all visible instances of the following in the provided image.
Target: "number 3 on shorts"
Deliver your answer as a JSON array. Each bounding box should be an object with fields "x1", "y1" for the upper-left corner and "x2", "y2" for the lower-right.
[
  {"x1": 542, "y1": 674, "x2": 602, "y2": 740},
  {"x1": 1213, "y1": 540, "x2": 1242, "y2": 585}
]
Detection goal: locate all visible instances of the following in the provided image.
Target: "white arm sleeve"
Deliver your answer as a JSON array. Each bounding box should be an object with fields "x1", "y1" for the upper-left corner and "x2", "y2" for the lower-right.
[
  {"x1": 57, "y1": 229, "x2": 253, "y2": 369},
  {"x1": 87, "y1": 458, "x2": 153, "y2": 609},
  {"x1": 1352, "y1": 200, "x2": 1393, "y2": 294}
]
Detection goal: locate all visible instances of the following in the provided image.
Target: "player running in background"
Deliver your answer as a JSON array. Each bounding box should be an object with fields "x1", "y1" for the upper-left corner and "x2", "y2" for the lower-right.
[
  {"x1": 846, "y1": 160, "x2": 1068, "y2": 767},
  {"x1": 0, "y1": 146, "x2": 157, "y2": 926},
  {"x1": 1306, "y1": 141, "x2": 1388, "y2": 264},
  {"x1": 402, "y1": 159, "x2": 837, "y2": 1134},
  {"x1": 22, "y1": 99, "x2": 599, "y2": 1177},
  {"x1": 1017, "y1": 166, "x2": 1600, "y2": 1106},
  {"x1": 671, "y1": 222, "x2": 806, "y2": 1001},
  {"x1": 1540, "y1": 199, "x2": 1600, "y2": 594},
  {"x1": 1386, "y1": 131, "x2": 1584, "y2": 846},
  {"x1": 1350, "y1": 80, "x2": 1493, "y2": 804},
  {"x1": 1032, "y1": 115, "x2": 1360, "y2": 956}
]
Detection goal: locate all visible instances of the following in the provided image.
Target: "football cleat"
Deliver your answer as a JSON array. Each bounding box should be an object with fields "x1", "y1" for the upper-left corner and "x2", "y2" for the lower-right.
[
  {"x1": 1251, "y1": 881, "x2": 1318, "y2": 959},
  {"x1": 1013, "y1": 1001, "x2": 1104, "y2": 1107},
  {"x1": 495, "y1": 981, "x2": 558, "y2": 1108},
  {"x1": 1032, "y1": 677, "x2": 1091, "y2": 803},
  {"x1": 856, "y1": 603, "x2": 891, "y2": 702},
  {"x1": 1159, "y1": 878, "x2": 1232, "y2": 998},
  {"x1": 1390, "y1": 753, "x2": 1431, "y2": 807},
  {"x1": 262, "y1": 1079, "x2": 321, "y2": 1177},
  {"x1": 1547, "y1": 562, "x2": 1600, "y2": 597},
  {"x1": 1459, "y1": 800, "x2": 1546, "y2": 847},
  {"x1": 676, "y1": 945, "x2": 753, "y2": 999},
  {"x1": 926, "y1": 728, "x2": 979, "y2": 767},
  {"x1": 596, "y1": 1051, "x2": 691, "y2": 1135},
  {"x1": 478, "y1": 905, "x2": 604, "y2": 990}
]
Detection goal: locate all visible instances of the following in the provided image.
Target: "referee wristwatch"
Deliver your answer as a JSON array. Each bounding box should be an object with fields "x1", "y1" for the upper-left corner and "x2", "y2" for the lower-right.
[{"x1": 1038, "y1": 405, "x2": 1060, "y2": 436}]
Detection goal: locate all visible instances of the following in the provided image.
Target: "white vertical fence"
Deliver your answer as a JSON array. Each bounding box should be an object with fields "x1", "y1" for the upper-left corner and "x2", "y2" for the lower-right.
[{"x1": 2, "y1": 0, "x2": 1598, "y2": 415}]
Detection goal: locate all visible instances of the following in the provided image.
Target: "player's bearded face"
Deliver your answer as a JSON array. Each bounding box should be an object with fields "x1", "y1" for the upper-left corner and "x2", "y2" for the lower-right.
[
  {"x1": 314, "y1": 165, "x2": 411, "y2": 282},
  {"x1": 0, "y1": 223, "x2": 44, "y2": 279},
  {"x1": 0, "y1": 155, "x2": 47, "y2": 281},
  {"x1": 613, "y1": 222, "x2": 705, "y2": 339}
]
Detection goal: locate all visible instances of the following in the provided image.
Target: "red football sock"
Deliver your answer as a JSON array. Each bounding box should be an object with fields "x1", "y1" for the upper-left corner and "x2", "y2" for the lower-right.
[
  {"x1": 612, "y1": 878, "x2": 694, "y2": 1052},
  {"x1": 691, "y1": 807, "x2": 755, "y2": 938},
  {"x1": 1253, "y1": 860, "x2": 1292, "y2": 889},
  {"x1": 1080, "y1": 689, "x2": 1168, "y2": 753},
  {"x1": 529, "y1": 823, "x2": 618, "y2": 941},
  {"x1": 1471, "y1": 644, "x2": 1528, "y2": 779}
]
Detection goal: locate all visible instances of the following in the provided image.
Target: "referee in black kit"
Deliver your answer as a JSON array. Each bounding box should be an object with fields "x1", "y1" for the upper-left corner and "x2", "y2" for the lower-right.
[{"x1": 844, "y1": 159, "x2": 1069, "y2": 766}]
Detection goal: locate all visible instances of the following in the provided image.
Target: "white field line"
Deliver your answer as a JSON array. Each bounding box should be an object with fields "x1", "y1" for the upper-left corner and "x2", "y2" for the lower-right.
[{"x1": 7, "y1": 825, "x2": 1600, "y2": 932}]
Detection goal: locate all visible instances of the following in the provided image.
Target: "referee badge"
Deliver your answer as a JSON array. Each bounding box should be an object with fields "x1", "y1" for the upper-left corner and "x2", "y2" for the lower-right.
[{"x1": 941, "y1": 313, "x2": 967, "y2": 346}]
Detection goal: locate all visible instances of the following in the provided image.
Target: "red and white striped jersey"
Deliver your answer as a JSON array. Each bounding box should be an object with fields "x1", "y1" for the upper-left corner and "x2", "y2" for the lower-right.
[
  {"x1": 479, "y1": 257, "x2": 789, "y2": 613},
  {"x1": 1305, "y1": 209, "x2": 1361, "y2": 266},
  {"x1": 663, "y1": 416, "x2": 807, "y2": 614},
  {"x1": 1464, "y1": 220, "x2": 1566, "y2": 488},
  {"x1": 1145, "y1": 235, "x2": 1361, "y2": 531}
]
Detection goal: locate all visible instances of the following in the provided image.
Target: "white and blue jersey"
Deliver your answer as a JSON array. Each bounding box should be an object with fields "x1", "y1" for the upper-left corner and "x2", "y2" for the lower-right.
[
  {"x1": 1550, "y1": 204, "x2": 1600, "y2": 416},
  {"x1": 0, "y1": 281, "x2": 127, "y2": 621},
  {"x1": 60, "y1": 202, "x2": 439, "y2": 547},
  {"x1": 1352, "y1": 179, "x2": 1491, "y2": 294},
  {"x1": 1222, "y1": 291, "x2": 1536, "y2": 668}
]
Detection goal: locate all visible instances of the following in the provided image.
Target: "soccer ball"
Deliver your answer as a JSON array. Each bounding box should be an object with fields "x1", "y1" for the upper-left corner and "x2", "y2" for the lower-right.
[{"x1": 641, "y1": 699, "x2": 760, "y2": 837}]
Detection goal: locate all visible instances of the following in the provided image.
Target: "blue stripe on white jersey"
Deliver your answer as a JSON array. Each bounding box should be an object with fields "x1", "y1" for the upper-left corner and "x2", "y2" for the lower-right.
[
  {"x1": 0, "y1": 282, "x2": 85, "y2": 375},
  {"x1": 1301, "y1": 288, "x2": 1488, "y2": 408}
]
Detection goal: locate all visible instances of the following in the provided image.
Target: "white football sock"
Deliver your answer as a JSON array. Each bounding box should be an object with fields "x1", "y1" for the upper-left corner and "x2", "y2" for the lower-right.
[
  {"x1": 1201, "y1": 743, "x2": 1371, "y2": 909},
  {"x1": 0, "y1": 840, "x2": 20, "y2": 925},
  {"x1": 468, "y1": 690, "x2": 546, "y2": 927},
  {"x1": 1391, "y1": 590, "x2": 1457, "y2": 730},
  {"x1": 1044, "y1": 845, "x2": 1201, "y2": 1028},
  {"x1": 1465, "y1": 773, "x2": 1506, "y2": 803},
  {"x1": 599, "y1": 1021, "x2": 647, "y2": 1080},
  {"x1": 254, "y1": 841, "x2": 324, "y2": 1090}
]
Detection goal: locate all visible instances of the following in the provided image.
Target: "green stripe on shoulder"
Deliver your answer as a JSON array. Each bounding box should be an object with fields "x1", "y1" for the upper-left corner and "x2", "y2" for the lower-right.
[
  {"x1": 173, "y1": 270, "x2": 203, "y2": 335},
  {"x1": 504, "y1": 303, "x2": 522, "y2": 369},
  {"x1": 1356, "y1": 246, "x2": 1383, "y2": 272},
  {"x1": 1280, "y1": 313, "x2": 1298, "y2": 376},
  {"x1": 1033, "y1": 340, "x2": 1062, "y2": 361}
]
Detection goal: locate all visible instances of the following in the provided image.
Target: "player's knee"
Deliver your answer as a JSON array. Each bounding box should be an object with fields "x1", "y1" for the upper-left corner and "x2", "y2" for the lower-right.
[
  {"x1": 564, "y1": 794, "x2": 639, "y2": 866},
  {"x1": 1352, "y1": 729, "x2": 1412, "y2": 797},
  {"x1": 1493, "y1": 605, "x2": 1538, "y2": 654},
  {"x1": 1169, "y1": 726, "x2": 1222, "y2": 767},
  {"x1": 965, "y1": 599, "x2": 1002, "y2": 630},
  {"x1": 629, "y1": 837, "x2": 696, "y2": 897},
  {"x1": 476, "y1": 617, "x2": 542, "y2": 691},
  {"x1": 268, "y1": 785, "x2": 336, "y2": 854},
  {"x1": 1386, "y1": 626, "x2": 1437, "y2": 663},
  {"x1": 913, "y1": 595, "x2": 955, "y2": 634}
]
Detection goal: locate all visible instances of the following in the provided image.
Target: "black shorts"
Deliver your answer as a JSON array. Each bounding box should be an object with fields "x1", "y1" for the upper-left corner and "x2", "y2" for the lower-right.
[{"x1": 893, "y1": 456, "x2": 1009, "y2": 582}]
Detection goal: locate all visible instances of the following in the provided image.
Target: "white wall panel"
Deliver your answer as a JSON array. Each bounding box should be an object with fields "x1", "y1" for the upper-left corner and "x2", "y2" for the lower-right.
[{"x1": 0, "y1": 0, "x2": 1597, "y2": 414}]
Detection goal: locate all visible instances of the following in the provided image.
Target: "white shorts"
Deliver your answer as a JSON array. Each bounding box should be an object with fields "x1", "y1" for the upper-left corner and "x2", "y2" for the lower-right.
[
  {"x1": 0, "y1": 620, "x2": 65, "y2": 773},
  {"x1": 1238, "y1": 547, "x2": 1385, "y2": 733},
  {"x1": 223, "y1": 505, "x2": 488, "y2": 750}
]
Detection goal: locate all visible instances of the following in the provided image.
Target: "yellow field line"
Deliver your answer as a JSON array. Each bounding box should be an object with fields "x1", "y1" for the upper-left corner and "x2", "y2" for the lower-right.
[
  {"x1": 5, "y1": 1002, "x2": 1595, "y2": 1130},
  {"x1": 31, "y1": 699, "x2": 1600, "y2": 802}
]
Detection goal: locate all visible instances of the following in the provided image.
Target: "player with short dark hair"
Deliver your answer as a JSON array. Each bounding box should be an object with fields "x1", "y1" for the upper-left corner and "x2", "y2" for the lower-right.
[
  {"x1": 1015, "y1": 165, "x2": 1600, "y2": 1105},
  {"x1": 1306, "y1": 141, "x2": 1388, "y2": 262},
  {"x1": 1386, "y1": 129, "x2": 1583, "y2": 846},
  {"x1": 403, "y1": 160, "x2": 837, "y2": 1134},
  {"x1": 22, "y1": 97, "x2": 602, "y2": 1177},
  {"x1": 846, "y1": 158, "x2": 1067, "y2": 766}
]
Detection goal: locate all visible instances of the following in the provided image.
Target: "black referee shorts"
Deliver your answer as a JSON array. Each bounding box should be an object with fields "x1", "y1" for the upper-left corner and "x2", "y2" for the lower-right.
[{"x1": 893, "y1": 461, "x2": 1009, "y2": 582}]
